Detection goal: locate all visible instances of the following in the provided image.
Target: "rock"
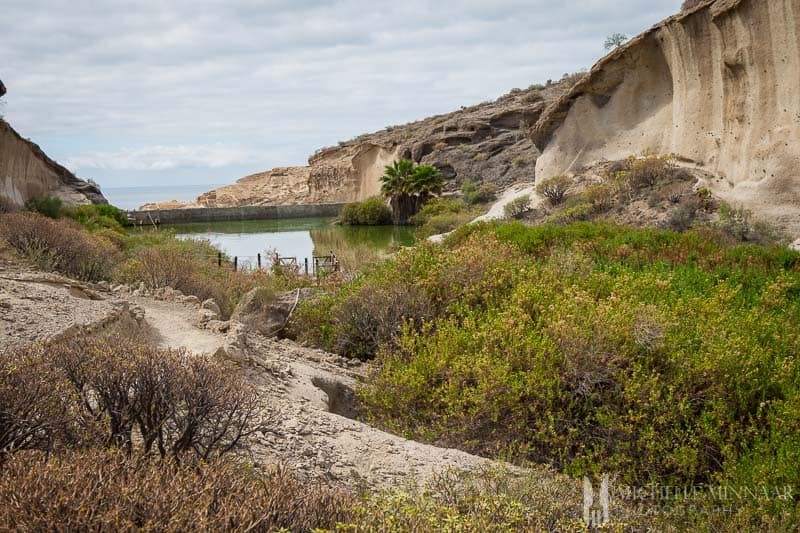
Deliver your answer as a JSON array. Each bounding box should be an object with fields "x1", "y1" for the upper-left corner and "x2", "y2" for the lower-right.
[
  {"x1": 532, "y1": 0, "x2": 800, "y2": 236},
  {"x1": 201, "y1": 298, "x2": 221, "y2": 315},
  {"x1": 206, "y1": 320, "x2": 231, "y2": 334},
  {"x1": 232, "y1": 288, "x2": 317, "y2": 337},
  {"x1": 791, "y1": 239, "x2": 800, "y2": 252},
  {"x1": 139, "y1": 80, "x2": 561, "y2": 210},
  {"x1": 181, "y1": 295, "x2": 200, "y2": 305},
  {"x1": 196, "y1": 308, "x2": 219, "y2": 326},
  {"x1": 0, "y1": 106, "x2": 107, "y2": 209},
  {"x1": 214, "y1": 343, "x2": 245, "y2": 363}
]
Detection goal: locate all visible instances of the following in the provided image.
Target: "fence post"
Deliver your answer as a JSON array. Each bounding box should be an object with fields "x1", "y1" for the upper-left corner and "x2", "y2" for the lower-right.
[
  {"x1": 234, "y1": 256, "x2": 238, "y2": 272},
  {"x1": 218, "y1": 252, "x2": 222, "y2": 267},
  {"x1": 304, "y1": 258, "x2": 309, "y2": 276},
  {"x1": 257, "y1": 253, "x2": 262, "y2": 270}
]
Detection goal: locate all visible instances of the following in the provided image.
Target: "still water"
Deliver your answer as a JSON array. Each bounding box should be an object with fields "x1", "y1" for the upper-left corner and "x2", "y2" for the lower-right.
[{"x1": 171, "y1": 218, "x2": 415, "y2": 270}]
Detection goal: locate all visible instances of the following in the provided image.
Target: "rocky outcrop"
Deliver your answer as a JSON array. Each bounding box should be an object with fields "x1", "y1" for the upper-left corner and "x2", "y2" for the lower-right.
[
  {"x1": 0, "y1": 80, "x2": 106, "y2": 208},
  {"x1": 143, "y1": 84, "x2": 566, "y2": 210},
  {"x1": 532, "y1": 0, "x2": 800, "y2": 233}
]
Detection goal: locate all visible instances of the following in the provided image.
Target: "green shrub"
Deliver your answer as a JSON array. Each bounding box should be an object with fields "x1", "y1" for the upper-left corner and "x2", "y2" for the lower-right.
[
  {"x1": 340, "y1": 197, "x2": 392, "y2": 226},
  {"x1": 544, "y1": 202, "x2": 594, "y2": 224},
  {"x1": 25, "y1": 195, "x2": 64, "y2": 218},
  {"x1": 582, "y1": 182, "x2": 615, "y2": 212},
  {"x1": 461, "y1": 179, "x2": 498, "y2": 205},
  {"x1": 536, "y1": 175, "x2": 572, "y2": 205},
  {"x1": 0, "y1": 212, "x2": 121, "y2": 281},
  {"x1": 407, "y1": 197, "x2": 480, "y2": 238},
  {"x1": 341, "y1": 467, "x2": 582, "y2": 532},
  {"x1": 503, "y1": 195, "x2": 531, "y2": 219},
  {"x1": 513, "y1": 156, "x2": 527, "y2": 167},
  {"x1": 716, "y1": 203, "x2": 783, "y2": 244},
  {"x1": 67, "y1": 203, "x2": 129, "y2": 232},
  {"x1": 337, "y1": 222, "x2": 800, "y2": 498}
]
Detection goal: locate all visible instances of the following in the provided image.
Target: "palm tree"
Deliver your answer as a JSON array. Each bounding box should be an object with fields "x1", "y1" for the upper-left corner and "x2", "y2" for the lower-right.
[{"x1": 380, "y1": 160, "x2": 443, "y2": 224}]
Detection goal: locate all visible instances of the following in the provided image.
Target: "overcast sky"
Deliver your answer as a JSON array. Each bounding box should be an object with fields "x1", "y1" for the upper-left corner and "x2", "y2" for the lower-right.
[{"x1": 1, "y1": 0, "x2": 680, "y2": 189}]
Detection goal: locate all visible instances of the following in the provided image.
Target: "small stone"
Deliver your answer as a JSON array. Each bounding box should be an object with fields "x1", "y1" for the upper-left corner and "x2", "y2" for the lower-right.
[{"x1": 201, "y1": 298, "x2": 221, "y2": 315}]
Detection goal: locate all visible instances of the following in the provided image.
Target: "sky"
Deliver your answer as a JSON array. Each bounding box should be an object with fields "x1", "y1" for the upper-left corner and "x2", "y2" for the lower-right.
[{"x1": 0, "y1": 0, "x2": 681, "y2": 189}]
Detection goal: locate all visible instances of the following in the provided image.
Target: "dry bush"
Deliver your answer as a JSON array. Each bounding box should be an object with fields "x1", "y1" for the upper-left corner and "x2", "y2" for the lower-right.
[
  {"x1": 583, "y1": 182, "x2": 615, "y2": 212},
  {"x1": 0, "y1": 347, "x2": 77, "y2": 462},
  {"x1": 0, "y1": 212, "x2": 120, "y2": 281},
  {"x1": 118, "y1": 245, "x2": 208, "y2": 295},
  {"x1": 536, "y1": 175, "x2": 573, "y2": 205},
  {"x1": 5, "y1": 335, "x2": 270, "y2": 462},
  {"x1": 0, "y1": 450, "x2": 353, "y2": 531},
  {"x1": 624, "y1": 153, "x2": 676, "y2": 188}
]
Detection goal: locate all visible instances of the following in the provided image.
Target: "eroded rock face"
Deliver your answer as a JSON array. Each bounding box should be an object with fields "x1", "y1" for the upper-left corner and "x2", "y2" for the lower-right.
[
  {"x1": 141, "y1": 85, "x2": 565, "y2": 210},
  {"x1": 532, "y1": 0, "x2": 800, "y2": 233},
  {"x1": 0, "y1": 80, "x2": 106, "y2": 208}
]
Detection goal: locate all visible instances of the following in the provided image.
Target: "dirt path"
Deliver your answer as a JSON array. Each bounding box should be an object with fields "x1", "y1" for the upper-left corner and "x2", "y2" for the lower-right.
[
  {"x1": 137, "y1": 297, "x2": 223, "y2": 355},
  {"x1": 133, "y1": 295, "x2": 505, "y2": 488}
]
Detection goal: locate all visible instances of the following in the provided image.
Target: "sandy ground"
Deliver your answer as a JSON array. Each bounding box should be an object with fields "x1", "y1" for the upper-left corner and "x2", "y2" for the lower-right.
[
  {"x1": 137, "y1": 297, "x2": 223, "y2": 354},
  {"x1": 131, "y1": 295, "x2": 510, "y2": 488}
]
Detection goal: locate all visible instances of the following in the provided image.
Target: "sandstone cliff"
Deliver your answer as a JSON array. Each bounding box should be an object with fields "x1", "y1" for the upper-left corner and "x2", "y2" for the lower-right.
[
  {"x1": 142, "y1": 84, "x2": 566, "y2": 210},
  {"x1": 532, "y1": 0, "x2": 800, "y2": 233},
  {"x1": 0, "y1": 81, "x2": 106, "y2": 208}
]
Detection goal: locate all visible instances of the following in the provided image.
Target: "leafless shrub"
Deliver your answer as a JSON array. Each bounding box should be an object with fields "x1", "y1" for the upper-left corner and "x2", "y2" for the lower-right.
[
  {"x1": 40, "y1": 335, "x2": 270, "y2": 462},
  {"x1": 0, "y1": 449, "x2": 353, "y2": 531},
  {"x1": 0, "y1": 212, "x2": 120, "y2": 281},
  {"x1": 0, "y1": 347, "x2": 75, "y2": 462},
  {"x1": 536, "y1": 175, "x2": 573, "y2": 206}
]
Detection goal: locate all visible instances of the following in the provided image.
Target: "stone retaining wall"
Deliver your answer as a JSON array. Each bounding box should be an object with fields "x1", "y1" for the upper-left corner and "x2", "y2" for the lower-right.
[{"x1": 129, "y1": 203, "x2": 345, "y2": 224}]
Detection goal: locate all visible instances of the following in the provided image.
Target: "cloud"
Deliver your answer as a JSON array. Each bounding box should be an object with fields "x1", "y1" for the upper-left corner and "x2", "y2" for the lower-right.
[
  {"x1": 65, "y1": 143, "x2": 265, "y2": 171},
  {"x1": 0, "y1": 0, "x2": 682, "y2": 186}
]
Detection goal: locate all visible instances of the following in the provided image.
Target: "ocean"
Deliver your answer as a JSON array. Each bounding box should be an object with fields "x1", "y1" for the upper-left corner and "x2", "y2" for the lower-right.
[{"x1": 101, "y1": 184, "x2": 224, "y2": 211}]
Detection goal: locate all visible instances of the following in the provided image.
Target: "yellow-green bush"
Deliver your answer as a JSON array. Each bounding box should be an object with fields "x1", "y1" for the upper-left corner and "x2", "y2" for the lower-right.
[
  {"x1": 295, "y1": 221, "x2": 800, "y2": 519},
  {"x1": 339, "y1": 197, "x2": 392, "y2": 225}
]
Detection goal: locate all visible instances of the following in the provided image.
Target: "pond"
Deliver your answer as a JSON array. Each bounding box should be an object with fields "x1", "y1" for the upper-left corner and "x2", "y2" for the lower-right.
[{"x1": 171, "y1": 218, "x2": 415, "y2": 271}]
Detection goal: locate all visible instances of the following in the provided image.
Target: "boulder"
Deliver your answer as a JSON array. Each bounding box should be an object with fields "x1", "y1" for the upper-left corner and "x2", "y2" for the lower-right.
[
  {"x1": 214, "y1": 343, "x2": 245, "y2": 364},
  {"x1": 196, "y1": 308, "x2": 219, "y2": 326},
  {"x1": 232, "y1": 287, "x2": 317, "y2": 337}
]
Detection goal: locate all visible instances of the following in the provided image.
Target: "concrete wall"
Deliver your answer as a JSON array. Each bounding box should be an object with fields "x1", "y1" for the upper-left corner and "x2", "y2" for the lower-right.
[{"x1": 130, "y1": 203, "x2": 345, "y2": 224}]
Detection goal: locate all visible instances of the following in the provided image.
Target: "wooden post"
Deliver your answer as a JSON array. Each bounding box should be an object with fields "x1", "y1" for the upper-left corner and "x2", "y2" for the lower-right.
[
  {"x1": 257, "y1": 253, "x2": 262, "y2": 270},
  {"x1": 217, "y1": 252, "x2": 222, "y2": 267},
  {"x1": 304, "y1": 258, "x2": 309, "y2": 276},
  {"x1": 234, "y1": 256, "x2": 238, "y2": 272}
]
